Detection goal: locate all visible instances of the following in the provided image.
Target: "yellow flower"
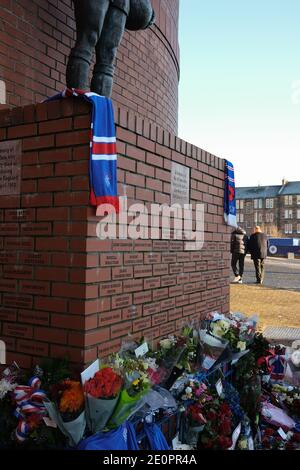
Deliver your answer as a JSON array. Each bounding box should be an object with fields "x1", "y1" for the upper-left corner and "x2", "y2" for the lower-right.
[{"x1": 132, "y1": 379, "x2": 140, "y2": 386}]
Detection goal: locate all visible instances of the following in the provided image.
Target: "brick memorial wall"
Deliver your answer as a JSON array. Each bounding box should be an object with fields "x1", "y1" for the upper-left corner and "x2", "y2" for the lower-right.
[{"x1": 0, "y1": 99, "x2": 230, "y2": 368}]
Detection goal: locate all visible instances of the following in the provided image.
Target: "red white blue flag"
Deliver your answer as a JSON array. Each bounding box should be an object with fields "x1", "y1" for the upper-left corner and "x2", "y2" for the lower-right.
[
  {"x1": 47, "y1": 88, "x2": 119, "y2": 213},
  {"x1": 224, "y1": 159, "x2": 237, "y2": 227}
]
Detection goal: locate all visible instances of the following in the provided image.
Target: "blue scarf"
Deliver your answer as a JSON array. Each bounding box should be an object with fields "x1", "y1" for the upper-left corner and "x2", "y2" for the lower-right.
[{"x1": 224, "y1": 159, "x2": 237, "y2": 227}]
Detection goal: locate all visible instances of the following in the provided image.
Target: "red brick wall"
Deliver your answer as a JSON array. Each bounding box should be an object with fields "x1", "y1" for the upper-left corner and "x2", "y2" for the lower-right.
[
  {"x1": 0, "y1": 99, "x2": 230, "y2": 368},
  {"x1": 0, "y1": 0, "x2": 179, "y2": 133}
]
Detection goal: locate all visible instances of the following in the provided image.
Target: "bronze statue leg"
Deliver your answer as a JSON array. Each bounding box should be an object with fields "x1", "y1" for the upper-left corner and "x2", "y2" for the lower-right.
[
  {"x1": 66, "y1": 0, "x2": 110, "y2": 90},
  {"x1": 91, "y1": 6, "x2": 127, "y2": 97}
]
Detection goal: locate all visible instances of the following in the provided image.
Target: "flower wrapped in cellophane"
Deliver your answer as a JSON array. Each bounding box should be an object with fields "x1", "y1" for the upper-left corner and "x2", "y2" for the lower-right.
[
  {"x1": 83, "y1": 367, "x2": 123, "y2": 433},
  {"x1": 106, "y1": 356, "x2": 151, "y2": 429},
  {"x1": 44, "y1": 379, "x2": 86, "y2": 447}
]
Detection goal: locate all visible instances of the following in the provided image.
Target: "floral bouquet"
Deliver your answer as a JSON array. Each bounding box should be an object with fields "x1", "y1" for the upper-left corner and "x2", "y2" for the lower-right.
[
  {"x1": 184, "y1": 402, "x2": 207, "y2": 447},
  {"x1": 153, "y1": 334, "x2": 189, "y2": 388},
  {"x1": 44, "y1": 379, "x2": 86, "y2": 447},
  {"x1": 107, "y1": 357, "x2": 151, "y2": 429},
  {"x1": 198, "y1": 399, "x2": 234, "y2": 450},
  {"x1": 83, "y1": 367, "x2": 123, "y2": 433},
  {"x1": 270, "y1": 383, "x2": 300, "y2": 419}
]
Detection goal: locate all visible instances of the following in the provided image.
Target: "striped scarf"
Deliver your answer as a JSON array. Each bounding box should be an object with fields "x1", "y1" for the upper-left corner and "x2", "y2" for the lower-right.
[
  {"x1": 224, "y1": 159, "x2": 237, "y2": 227},
  {"x1": 47, "y1": 88, "x2": 119, "y2": 213}
]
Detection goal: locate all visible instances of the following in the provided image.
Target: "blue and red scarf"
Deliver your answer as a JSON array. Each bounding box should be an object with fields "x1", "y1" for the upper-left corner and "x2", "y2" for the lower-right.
[
  {"x1": 47, "y1": 88, "x2": 119, "y2": 213},
  {"x1": 224, "y1": 159, "x2": 237, "y2": 227}
]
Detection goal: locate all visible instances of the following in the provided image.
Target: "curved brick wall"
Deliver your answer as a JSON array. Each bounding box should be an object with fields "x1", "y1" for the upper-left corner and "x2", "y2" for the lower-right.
[{"x1": 0, "y1": 0, "x2": 179, "y2": 134}]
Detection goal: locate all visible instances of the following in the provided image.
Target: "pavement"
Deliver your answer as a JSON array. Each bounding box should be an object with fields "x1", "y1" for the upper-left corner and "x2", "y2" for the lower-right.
[{"x1": 240, "y1": 256, "x2": 300, "y2": 291}]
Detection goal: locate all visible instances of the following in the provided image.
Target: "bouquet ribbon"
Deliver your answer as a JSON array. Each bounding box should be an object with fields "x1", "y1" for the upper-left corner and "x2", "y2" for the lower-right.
[{"x1": 13, "y1": 376, "x2": 47, "y2": 442}]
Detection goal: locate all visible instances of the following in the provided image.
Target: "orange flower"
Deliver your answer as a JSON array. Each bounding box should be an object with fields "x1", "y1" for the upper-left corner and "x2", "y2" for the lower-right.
[{"x1": 59, "y1": 380, "x2": 84, "y2": 414}]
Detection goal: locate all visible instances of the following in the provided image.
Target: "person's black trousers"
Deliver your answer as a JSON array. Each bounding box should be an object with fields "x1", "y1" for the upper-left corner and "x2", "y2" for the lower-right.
[
  {"x1": 231, "y1": 253, "x2": 246, "y2": 278},
  {"x1": 253, "y1": 258, "x2": 265, "y2": 283}
]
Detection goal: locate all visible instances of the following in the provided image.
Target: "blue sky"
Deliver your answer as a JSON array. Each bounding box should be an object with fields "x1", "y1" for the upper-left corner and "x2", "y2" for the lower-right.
[{"x1": 178, "y1": 0, "x2": 300, "y2": 187}]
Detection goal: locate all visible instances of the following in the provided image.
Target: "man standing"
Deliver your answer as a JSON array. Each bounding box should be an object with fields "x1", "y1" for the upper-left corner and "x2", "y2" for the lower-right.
[
  {"x1": 231, "y1": 226, "x2": 248, "y2": 284},
  {"x1": 248, "y1": 226, "x2": 268, "y2": 284}
]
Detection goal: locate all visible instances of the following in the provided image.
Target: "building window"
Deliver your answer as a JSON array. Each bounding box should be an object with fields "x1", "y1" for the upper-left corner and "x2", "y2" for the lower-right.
[
  {"x1": 254, "y1": 212, "x2": 258, "y2": 223},
  {"x1": 258, "y1": 213, "x2": 263, "y2": 223},
  {"x1": 266, "y1": 198, "x2": 274, "y2": 209},
  {"x1": 239, "y1": 213, "x2": 244, "y2": 223},
  {"x1": 297, "y1": 195, "x2": 300, "y2": 205},
  {"x1": 240, "y1": 200, "x2": 244, "y2": 210},
  {"x1": 246, "y1": 202, "x2": 252, "y2": 214},
  {"x1": 236, "y1": 200, "x2": 239, "y2": 210},
  {"x1": 254, "y1": 199, "x2": 263, "y2": 209},
  {"x1": 270, "y1": 213, "x2": 274, "y2": 223},
  {"x1": 285, "y1": 195, "x2": 293, "y2": 205},
  {"x1": 266, "y1": 213, "x2": 274, "y2": 223},
  {"x1": 297, "y1": 209, "x2": 300, "y2": 219},
  {"x1": 285, "y1": 209, "x2": 293, "y2": 219},
  {"x1": 285, "y1": 224, "x2": 293, "y2": 234},
  {"x1": 297, "y1": 224, "x2": 300, "y2": 234}
]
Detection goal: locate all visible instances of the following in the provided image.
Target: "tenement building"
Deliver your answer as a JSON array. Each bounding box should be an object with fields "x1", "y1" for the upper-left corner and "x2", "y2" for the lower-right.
[{"x1": 236, "y1": 180, "x2": 300, "y2": 236}]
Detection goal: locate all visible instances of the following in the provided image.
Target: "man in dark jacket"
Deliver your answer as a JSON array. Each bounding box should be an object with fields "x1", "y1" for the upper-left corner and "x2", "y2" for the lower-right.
[
  {"x1": 231, "y1": 226, "x2": 248, "y2": 284},
  {"x1": 248, "y1": 226, "x2": 268, "y2": 284}
]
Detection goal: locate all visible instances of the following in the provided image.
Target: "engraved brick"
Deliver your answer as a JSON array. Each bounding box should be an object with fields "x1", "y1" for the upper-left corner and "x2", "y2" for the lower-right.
[
  {"x1": 133, "y1": 317, "x2": 151, "y2": 332},
  {"x1": 177, "y1": 252, "x2": 191, "y2": 263},
  {"x1": 169, "y1": 285, "x2": 183, "y2": 297},
  {"x1": 3, "y1": 265, "x2": 33, "y2": 279},
  {"x1": 0, "y1": 307, "x2": 17, "y2": 322},
  {"x1": 98, "y1": 339, "x2": 121, "y2": 358},
  {"x1": 169, "y1": 263, "x2": 184, "y2": 274},
  {"x1": 0, "y1": 223, "x2": 19, "y2": 236},
  {"x1": 183, "y1": 304, "x2": 196, "y2": 317},
  {"x1": 134, "y1": 265, "x2": 153, "y2": 278},
  {"x1": 21, "y1": 223, "x2": 51, "y2": 236},
  {"x1": 144, "y1": 252, "x2": 161, "y2": 264},
  {"x1": 168, "y1": 308, "x2": 183, "y2": 322},
  {"x1": 161, "y1": 298, "x2": 176, "y2": 311},
  {"x1": 100, "y1": 253, "x2": 123, "y2": 266},
  {"x1": 0, "y1": 252, "x2": 17, "y2": 264},
  {"x1": 3, "y1": 294, "x2": 33, "y2": 309},
  {"x1": 111, "y1": 321, "x2": 132, "y2": 339},
  {"x1": 161, "y1": 275, "x2": 177, "y2": 287},
  {"x1": 123, "y1": 278, "x2": 144, "y2": 293},
  {"x1": 112, "y1": 240, "x2": 134, "y2": 251},
  {"x1": 111, "y1": 293, "x2": 132, "y2": 309},
  {"x1": 0, "y1": 279, "x2": 17, "y2": 292},
  {"x1": 143, "y1": 302, "x2": 161, "y2": 317},
  {"x1": 152, "y1": 287, "x2": 168, "y2": 301},
  {"x1": 177, "y1": 273, "x2": 190, "y2": 285},
  {"x1": 144, "y1": 277, "x2": 161, "y2": 290},
  {"x1": 17, "y1": 339, "x2": 49, "y2": 356},
  {"x1": 98, "y1": 310, "x2": 122, "y2": 327},
  {"x1": 152, "y1": 313, "x2": 166, "y2": 327},
  {"x1": 100, "y1": 281, "x2": 122, "y2": 296},
  {"x1": 122, "y1": 305, "x2": 142, "y2": 320},
  {"x1": 3, "y1": 323, "x2": 33, "y2": 338},
  {"x1": 162, "y1": 254, "x2": 177, "y2": 264},
  {"x1": 20, "y1": 252, "x2": 50, "y2": 265},
  {"x1": 159, "y1": 323, "x2": 175, "y2": 336},
  {"x1": 153, "y1": 264, "x2": 168, "y2": 276},
  {"x1": 134, "y1": 240, "x2": 153, "y2": 251},
  {"x1": 5, "y1": 208, "x2": 35, "y2": 222},
  {"x1": 5, "y1": 237, "x2": 34, "y2": 250},
  {"x1": 184, "y1": 283, "x2": 197, "y2": 294},
  {"x1": 20, "y1": 280, "x2": 50, "y2": 295},
  {"x1": 124, "y1": 253, "x2": 143, "y2": 265},
  {"x1": 134, "y1": 290, "x2": 152, "y2": 304},
  {"x1": 112, "y1": 266, "x2": 133, "y2": 281},
  {"x1": 176, "y1": 295, "x2": 190, "y2": 307},
  {"x1": 153, "y1": 240, "x2": 169, "y2": 251},
  {"x1": 18, "y1": 310, "x2": 49, "y2": 325}
]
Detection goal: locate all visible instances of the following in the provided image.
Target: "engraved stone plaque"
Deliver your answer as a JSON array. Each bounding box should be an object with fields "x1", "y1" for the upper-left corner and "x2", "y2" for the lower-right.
[
  {"x1": 171, "y1": 162, "x2": 190, "y2": 206},
  {"x1": 0, "y1": 140, "x2": 21, "y2": 195}
]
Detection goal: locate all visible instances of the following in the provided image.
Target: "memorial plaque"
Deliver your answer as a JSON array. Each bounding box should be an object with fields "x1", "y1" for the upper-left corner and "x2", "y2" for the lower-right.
[
  {"x1": 100, "y1": 281, "x2": 122, "y2": 296},
  {"x1": 152, "y1": 287, "x2": 168, "y2": 301},
  {"x1": 123, "y1": 278, "x2": 144, "y2": 293},
  {"x1": 152, "y1": 313, "x2": 166, "y2": 326},
  {"x1": 0, "y1": 140, "x2": 21, "y2": 195},
  {"x1": 99, "y1": 310, "x2": 122, "y2": 327},
  {"x1": 144, "y1": 277, "x2": 161, "y2": 290},
  {"x1": 111, "y1": 294, "x2": 132, "y2": 309},
  {"x1": 143, "y1": 302, "x2": 161, "y2": 317},
  {"x1": 171, "y1": 162, "x2": 190, "y2": 206},
  {"x1": 168, "y1": 308, "x2": 183, "y2": 322},
  {"x1": 161, "y1": 298, "x2": 175, "y2": 311},
  {"x1": 133, "y1": 290, "x2": 152, "y2": 304}
]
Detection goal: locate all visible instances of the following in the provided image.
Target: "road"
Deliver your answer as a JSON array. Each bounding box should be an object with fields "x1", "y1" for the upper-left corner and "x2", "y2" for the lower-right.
[{"x1": 240, "y1": 256, "x2": 300, "y2": 291}]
